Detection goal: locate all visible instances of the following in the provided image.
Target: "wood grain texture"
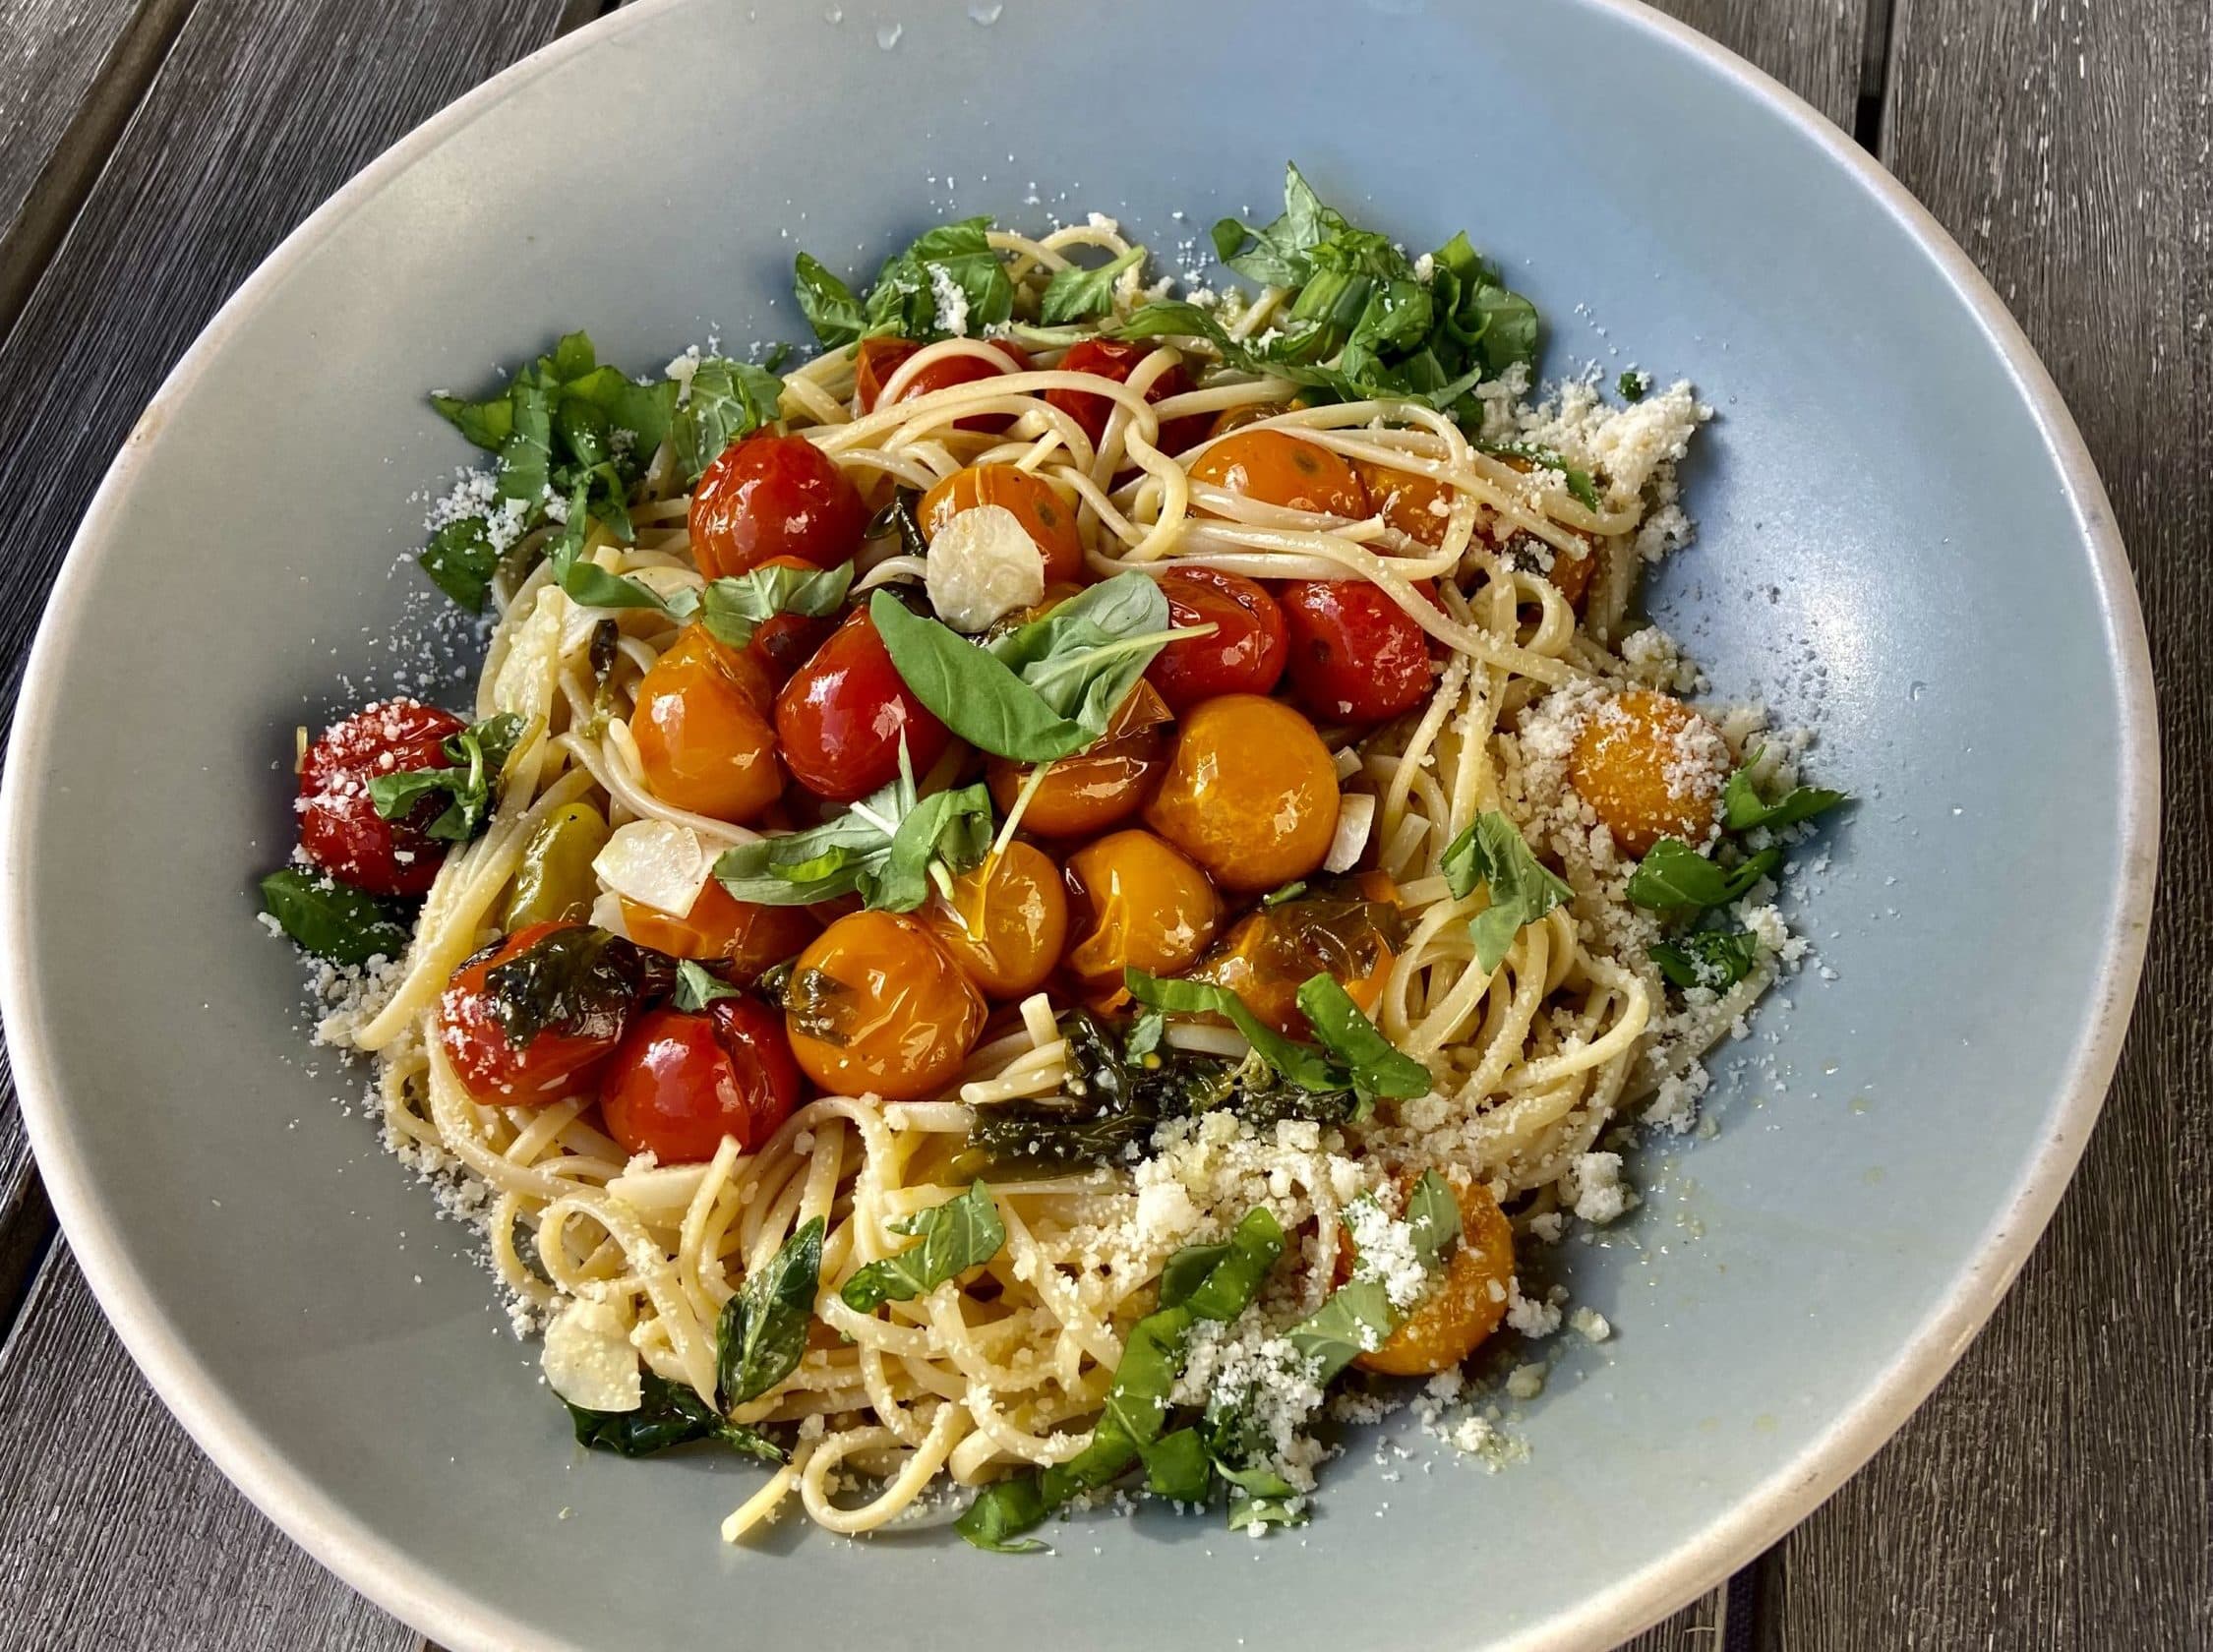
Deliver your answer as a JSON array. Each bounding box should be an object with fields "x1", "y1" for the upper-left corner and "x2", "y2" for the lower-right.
[
  {"x1": 1652, "y1": 0, "x2": 1873, "y2": 130},
  {"x1": 0, "y1": 1252, "x2": 420, "y2": 1652},
  {"x1": 1755, "y1": 0, "x2": 2213, "y2": 1645}
]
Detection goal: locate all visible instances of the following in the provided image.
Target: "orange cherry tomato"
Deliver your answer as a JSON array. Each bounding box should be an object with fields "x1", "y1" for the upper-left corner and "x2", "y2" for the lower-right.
[
  {"x1": 1142, "y1": 694, "x2": 1340, "y2": 892},
  {"x1": 1188, "y1": 429, "x2": 1369, "y2": 518},
  {"x1": 1354, "y1": 1176, "x2": 1517, "y2": 1377},
  {"x1": 917, "y1": 464, "x2": 1085, "y2": 585},
  {"x1": 688, "y1": 432, "x2": 868, "y2": 580},
  {"x1": 1477, "y1": 452, "x2": 1601, "y2": 610},
  {"x1": 434, "y1": 922, "x2": 637, "y2": 1104},
  {"x1": 1143, "y1": 566, "x2": 1287, "y2": 714},
  {"x1": 746, "y1": 554, "x2": 844, "y2": 684},
  {"x1": 1045, "y1": 338, "x2": 1210, "y2": 456},
  {"x1": 629, "y1": 624, "x2": 784, "y2": 824},
  {"x1": 920, "y1": 841, "x2": 1070, "y2": 1000},
  {"x1": 856, "y1": 335, "x2": 1031, "y2": 433},
  {"x1": 774, "y1": 607, "x2": 954, "y2": 803},
  {"x1": 1207, "y1": 398, "x2": 1307, "y2": 437},
  {"x1": 1568, "y1": 688, "x2": 1727, "y2": 858},
  {"x1": 784, "y1": 911, "x2": 987, "y2": 1100},
  {"x1": 1354, "y1": 459, "x2": 1458, "y2": 546},
  {"x1": 620, "y1": 879, "x2": 819, "y2": 977},
  {"x1": 1188, "y1": 874, "x2": 1405, "y2": 1036},
  {"x1": 598, "y1": 998, "x2": 802, "y2": 1163},
  {"x1": 1061, "y1": 829, "x2": 1222, "y2": 990},
  {"x1": 986, "y1": 679, "x2": 1171, "y2": 838}
]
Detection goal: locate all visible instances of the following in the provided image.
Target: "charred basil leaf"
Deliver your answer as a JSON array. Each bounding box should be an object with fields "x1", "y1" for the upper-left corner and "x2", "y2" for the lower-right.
[
  {"x1": 482, "y1": 925, "x2": 674, "y2": 1051},
  {"x1": 564, "y1": 1371, "x2": 782, "y2": 1462}
]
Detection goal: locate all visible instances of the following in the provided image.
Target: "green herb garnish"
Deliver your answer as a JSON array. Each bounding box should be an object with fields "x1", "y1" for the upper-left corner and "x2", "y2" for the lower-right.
[
  {"x1": 1720, "y1": 756, "x2": 1850, "y2": 833},
  {"x1": 258, "y1": 868, "x2": 411, "y2": 966},
  {"x1": 1440, "y1": 811, "x2": 1573, "y2": 974},
  {"x1": 1649, "y1": 927, "x2": 1762, "y2": 991},
  {"x1": 365, "y1": 712, "x2": 526, "y2": 844},
  {"x1": 1626, "y1": 841, "x2": 1782, "y2": 911},
  {"x1": 839, "y1": 1181, "x2": 1006, "y2": 1313},
  {"x1": 1040, "y1": 245, "x2": 1147, "y2": 324}
]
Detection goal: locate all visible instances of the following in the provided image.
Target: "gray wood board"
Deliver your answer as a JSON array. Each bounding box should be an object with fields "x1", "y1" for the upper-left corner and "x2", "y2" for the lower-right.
[{"x1": 1753, "y1": 0, "x2": 2213, "y2": 1644}]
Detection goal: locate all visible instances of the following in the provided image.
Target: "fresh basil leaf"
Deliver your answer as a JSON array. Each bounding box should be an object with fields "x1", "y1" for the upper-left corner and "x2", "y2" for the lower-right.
[
  {"x1": 1123, "y1": 969, "x2": 1347, "y2": 1095},
  {"x1": 1227, "y1": 1495, "x2": 1306, "y2": 1532},
  {"x1": 859, "y1": 216, "x2": 1014, "y2": 341},
  {"x1": 497, "y1": 383, "x2": 553, "y2": 504},
  {"x1": 550, "y1": 330, "x2": 596, "y2": 382},
  {"x1": 1176, "y1": 1207, "x2": 1286, "y2": 1322},
  {"x1": 1286, "y1": 1276, "x2": 1396, "y2": 1386},
  {"x1": 671, "y1": 959, "x2": 746, "y2": 1012},
  {"x1": 564, "y1": 1370, "x2": 780, "y2": 1461},
  {"x1": 1139, "y1": 1426, "x2": 1214, "y2": 1502},
  {"x1": 715, "y1": 808, "x2": 890, "y2": 907},
  {"x1": 672, "y1": 357, "x2": 786, "y2": 486},
  {"x1": 258, "y1": 868, "x2": 411, "y2": 966},
  {"x1": 1293, "y1": 974, "x2": 1429, "y2": 1102},
  {"x1": 712, "y1": 756, "x2": 990, "y2": 914},
  {"x1": 1213, "y1": 162, "x2": 1343, "y2": 288},
  {"x1": 793, "y1": 252, "x2": 870, "y2": 348},
  {"x1": 481, "y1": 925, "x2": 674, "y2": 1052},
  {"x1": 562, "y1": 368, "x2": 679, "y2": 467},
  {"x1": 1158, "y1": 1241, "x2": 1230, "y2": 1312},
  {"x1": 872, "y1": 781, "x2": 994, "y2": 912},
  {"x1": 1650, "y1": 927, "x2": 1763, "y2": 991},
  {"x1": 717, "y1": 1216, "x2": 823, "y2": 1407},
  {"x1": 432, "y1": 390, "x2": 512, "y2": 450},
  {"x1": 839, "y1": 1181, "x2": 1005, "y2": 1312},
  {"x1": 955, "y1": 1477, "x2": 1050, "y2": 1554},
  {"x1": 1404, "y1": 1169, "x2": 1461, "y2": 1268},
  {"x1": 694, "y1": 560, "x2": 854, "y2": 651},
  {"x1": 418, "y1": 515, "x2": 499, "y2": 612},
  {"x1": 365, "y1": 712, "x2": 524, "y2": 843},
  {"x1": 1721, "y1": 760, "x2": 1850, "y2": 833},
  {"x1": 1440, "y1": 811, "x2": 1572, "y2": 974},
  {"x1": 544, "y1": 473, "x2": 668, "y2": 614},
  {"x1": 1626, "y1": 841, "x2": 1783, "y2": 911},
  {"x1": 1040, "y1": 245, "x2": 1146, "y2": 324},
  {"x1": 1125, "y1": 1007, "x2": 1166, "y2": 1062}
]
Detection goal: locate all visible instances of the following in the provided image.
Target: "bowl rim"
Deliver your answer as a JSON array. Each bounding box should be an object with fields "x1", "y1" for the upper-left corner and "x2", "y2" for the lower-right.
[{"x1": 0, "y1": 0, "x2": 2160, "y2": 1646}]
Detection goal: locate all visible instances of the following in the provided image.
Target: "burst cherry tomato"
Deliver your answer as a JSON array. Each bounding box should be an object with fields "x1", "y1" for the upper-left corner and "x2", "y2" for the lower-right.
[
  {"x1": 620, "y1": 878, "x2": 819, "y2": 976},
  {"x1": 1189, "y1": 874, "x2": 1404, "y2": 1036},
  {"x1": 856, "y1": 335, "x2": 1031, "y2": 433},
  {"x1": 1045, "y1": 338, "x2": 1209, "y2": 456},
  {"x1": 1143, "y1": 566, "x2": 1287, "y2": 713},
  {"x1": 1061, "y1": 829, "x2": 1222, "y2": 991},
  {"x1": 921, "y1": 842, "x2": 1070, "y2": 1000},
  {"x1": 1143, "y1": 694, "x2": 1340, "y2": 893},
  {"x1": 435, "y1": 922, "x2": 635, "y2": 1104},
  {"x1": 297, "y1": 699, "x2": 466, "y2": 896},
  {"x1": 784, "y1": 911, "x2": 987, "y2": 1100},
  {"x1": 597, "y1": 998, "x2": 802, "y2": 1163},
  {"x1": 630, "y1": 624, "x2": 784, "y2": 823},
  {"x1": 746, "y1": 554, "x2": 844, "y2": 683},
  {"x1": 689, "y1": 432, "x2": 868, "y2": 580},
  {"x1": 1353, "y1": 1176, "x2": 1518, "y2": 1378},
  {"x1": 1188, "y1": 429, "x2": 1369, "y2": 517},
  {"x1": 986, "y1": 680, "x2": 1170, "y2": 838},
  {"x1": 774, "y1": 607, "x2": 954, "y2": 802},
  {"x1": 1568, "y1": 688, "x2": 1727, "y2": 857},
  {"x1": 1353, "y1": 459, "x2": 1458, "y2": 546},
  {"x1": 1280, "y1": 580, "x2": 1434, "y2": 725},
  {"x1": 918, "y1": 464, "x2": 1084, "y2": 584}
]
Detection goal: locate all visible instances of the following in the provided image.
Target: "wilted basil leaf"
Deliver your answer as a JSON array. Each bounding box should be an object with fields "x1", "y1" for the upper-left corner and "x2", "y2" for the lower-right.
[
  {"x1": 717, "y1": 1216, "x2": 824, "y2": 1406},
  {"x1": 839, "y1": 1181, "x2": 1005, "y2": 1312},
  {"x1": 259, "y1": 868, "x2": 411, "y2": 966}
]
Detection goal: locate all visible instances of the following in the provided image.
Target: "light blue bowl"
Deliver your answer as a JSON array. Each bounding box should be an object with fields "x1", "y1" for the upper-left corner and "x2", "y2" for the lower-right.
[{"x1": 0, "y1": 1, "x2": 2157, "y2": 1647}]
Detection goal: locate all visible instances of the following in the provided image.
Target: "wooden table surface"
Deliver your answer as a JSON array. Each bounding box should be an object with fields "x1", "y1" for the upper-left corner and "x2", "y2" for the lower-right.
[{"x1": 0, "y1": 1, "x2": 2204, "y2": 1646}]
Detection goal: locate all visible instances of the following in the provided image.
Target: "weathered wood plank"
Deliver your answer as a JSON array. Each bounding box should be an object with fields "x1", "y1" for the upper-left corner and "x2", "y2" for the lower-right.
[
  {"x1": 0, "y1": 1250, "x2": 420, "y2": 1652},
  {"x1": 1758, "y1": 0, "x2": 2213, "y2": 1645}
]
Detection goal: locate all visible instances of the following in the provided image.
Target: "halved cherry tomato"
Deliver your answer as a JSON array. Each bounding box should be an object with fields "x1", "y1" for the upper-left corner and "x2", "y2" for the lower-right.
[
  {"x1": 857, "y1": 335, "x2": 1031, "y2": 433},
  {"x1": 986, "y1": 679, "x2": 1170, "y2": 838},
  {"x1": 1143, "y1": 566, "x2": 1287, "y2": 714},
  {"x1": 621, "y1": 878, "x2": 819, "y2": 977},
  {"x1": 1143, "y1": 694, "x2": 1340, "y2": 892},
  {"x1": 1568, "y1": 688, "x2": 1727, "y2": 857},
  {"x1": 1280, "y1": 580, "x2": 1434, "y2": 725},
  {"x1": 689, "y1": 432, "x2": 869, "y2": 580},
  {"x1": 435, "y1": 922, "x2": 635, "y2": 1104},
  {"x1": 1189, "y1": 429, "x2": 1369, "y2": 518},
  {"x1": 1061, "y1": 829, "x2": 1222, "y2": 990},
  {"x1": 630, "y1": 624, "x2": 783, "y2": 823},
  {"x1": 1353, "y1": 1176, "x2": 1517, "y2": 1377},
  {"x1": 1044, "y1": 338, "x2": 1210, "y2": 456},
  {"x1": 598, "y1": 998, "x2": 802, "y2": 1163},
  {"x1": 774, "y1": 606, "x2": 954, "y2": 802},
  {"x1": 918, "y1": 464, "x2": 1084, "y2": 584},
  {"x1": 1188, "y1": 874, "x2": 1405, "y2": 1036},
  {"x1": 784, "y1": 911, "x2": 987, "y2": 1100},
  {"x1": 746, "y1": 554, "x2": 844, "y2": 683},
  {"x1": 298, "y1": 699, "x2": 466, "y2": 896},
  {"x1": 920, "y1": 841, "x2": 1070, "y2": 1000}
]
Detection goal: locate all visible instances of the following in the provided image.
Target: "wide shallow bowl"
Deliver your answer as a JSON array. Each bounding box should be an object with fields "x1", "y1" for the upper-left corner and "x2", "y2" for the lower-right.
[{"x1": 0, "y1": 1, "x2": 2157, "y2": 1647}]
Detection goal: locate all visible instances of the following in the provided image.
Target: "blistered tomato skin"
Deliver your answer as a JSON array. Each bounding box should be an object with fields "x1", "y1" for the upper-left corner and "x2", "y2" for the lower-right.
[
  {"x1": 620, "y1": 879, "x2": 819, "y2": 977},
  {"x1": 1142, "y1": 695, "x2": 1341, "y2": 893},
  {"x1": 598, "y1": 999, "x2": 802, "y2": 1163},
  {"x1": 1188, "y1": 429, "x2": 1370, "y2": 518},
  {"x1": 775, "y1": 607, "x2": 954, "y2": 803},
  {"x1": 1061, "y1": 829, "x2": 1223, "y2": 990},
  {"x1": 298, "y1": 699, "x2": 467, "y2": 897},
  {"x1": 918, "y1": 464, "x2": 1085, "y2": 584},
  {"x1": 435, "y1": 922, "x2": 627, "y2": 1104},
  {"x1": 784, "y1": 911, "x2": 987, "y2": 1101},
  {"x1": 857, "y1": 336, "x2": 1031, "y2": 433},
  {"x1": 1568, "y1": 688, "x2": 1727, "y2": 858},
  {"x1": 629, "y1": 625, "x2": 784, "y2": 824},
  {"x1": 1280, "y1": 580, "x2": 1434, "y2": 725},
  {"x1": 921, "y1": 842, "x2": 1070, "y2": 1000},
  {"x1": 1045, "y1": 339, "x2": 1210, "y2": 456},
  {"x1": 1190, "y1": 874, "x2": 1403, "y2": 1037},
  {"x1": 688, "y1": 433, "x2": 869, "y2": 580},
  {"x1": 1143, "y1": 566, "x2": 1288, "y2": 713},
  {"x1": 986, "y1": 680, "x2": 1171, "y2": 838},
  {"x1": 1355, "y1": 1177, "x2": 1518, "y2": 1377}
]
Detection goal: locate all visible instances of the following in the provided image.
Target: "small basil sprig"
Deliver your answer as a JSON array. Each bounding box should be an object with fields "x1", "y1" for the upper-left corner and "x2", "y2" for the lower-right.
[
  {"x1": 1124, "y1": 968, "x2": 1430, "y2": 1108},
  {"x1": 1627, "y1": 841, "x2": 1782, "y2": 911},
  {"x1": 1040, "y1": 245, "x2": 1146, "y2": 324},
  {"x1": 258, "y1": 868, "x2": 411, "y2": 966},
  {"x1": 1721, "y1": 755, "x2": 1850, "y2": 833},
  {"x1": 1441, "y1": 812, "x2": 1572, "y2": 974},
  {"x1": 683, "y1": 560, "x2": 852, "y2": 650},
  {"x1": 672, "y1": 356, "x2": 786, "y2": 486},
  {"x1": 839, "y1": 1181, "x2": 1006, "y2": 1313},
  {"x1": 793, "y1": 217, "x2": 1015, "y2": 347},
  {"x1": 718, "y1": 1216, "x2": 824, "y2": 1409},
  {"x1": 671, "y1": 959, "x2": 746, "y2": 1012},
  {"x1": 793, "y1": 253, "x2": 870, "y2": 349},
  {"x1": 1649, "y1": 927, "x2": 1762, "y2": 991},
  {"x1": 366, "y1": 712, "x2": 526, "y2": 843},
  {"x1": 563, "y1": 1370, "x2": 779, "y2": 1462},
  {"x1": 869, "y1": 576, "x2": 1210, "y2": 763},
  {"x1": 1402, "y1": 1168, "x2": 1463, "y2": 1268}
]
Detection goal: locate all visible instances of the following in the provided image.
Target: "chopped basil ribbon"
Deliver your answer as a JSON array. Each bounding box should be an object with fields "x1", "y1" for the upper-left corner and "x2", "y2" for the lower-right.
[{"x1": 1440, "y1": 811, "x2": 1573, "y2": 974}]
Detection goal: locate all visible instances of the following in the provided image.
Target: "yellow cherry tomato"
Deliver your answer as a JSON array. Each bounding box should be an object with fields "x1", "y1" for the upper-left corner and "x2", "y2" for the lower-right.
[{"x1": 1142, "y1": 694, "x2": 1340, "y2": 892}]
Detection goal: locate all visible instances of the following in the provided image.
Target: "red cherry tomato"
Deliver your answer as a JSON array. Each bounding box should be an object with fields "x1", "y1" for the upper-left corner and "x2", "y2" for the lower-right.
[
  {"x1": 745, "y1": 554, "x2": 843, "y2": 683},
  {"x1": 1280, "y1": 579, "x2": 1434, "y2": 724},
  {"x1": 598, "y1": 998, "x2": 803, "y2": 1163},
  {"x1": 297, "y1": 699, "x2": 466, "y2": 897},
  {"x1": 435, "y1": 922, "x2": 633, "y2": 1104},
  {"x1": 856, "y1": 335, "x2": 1031, "y2": 433},
  {"x1": 774, "y1": 606, "x2": 953, "y2": 802},
  {"x1": 688, "y1": 433, "x2": 868, "y2": 580},
  {"x1": 1045, "y1": 338, "x2": 1210, "y2": 456},
  {"x1": 1143, "y1": 566, "x2": 1288, "y2": 714}
]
